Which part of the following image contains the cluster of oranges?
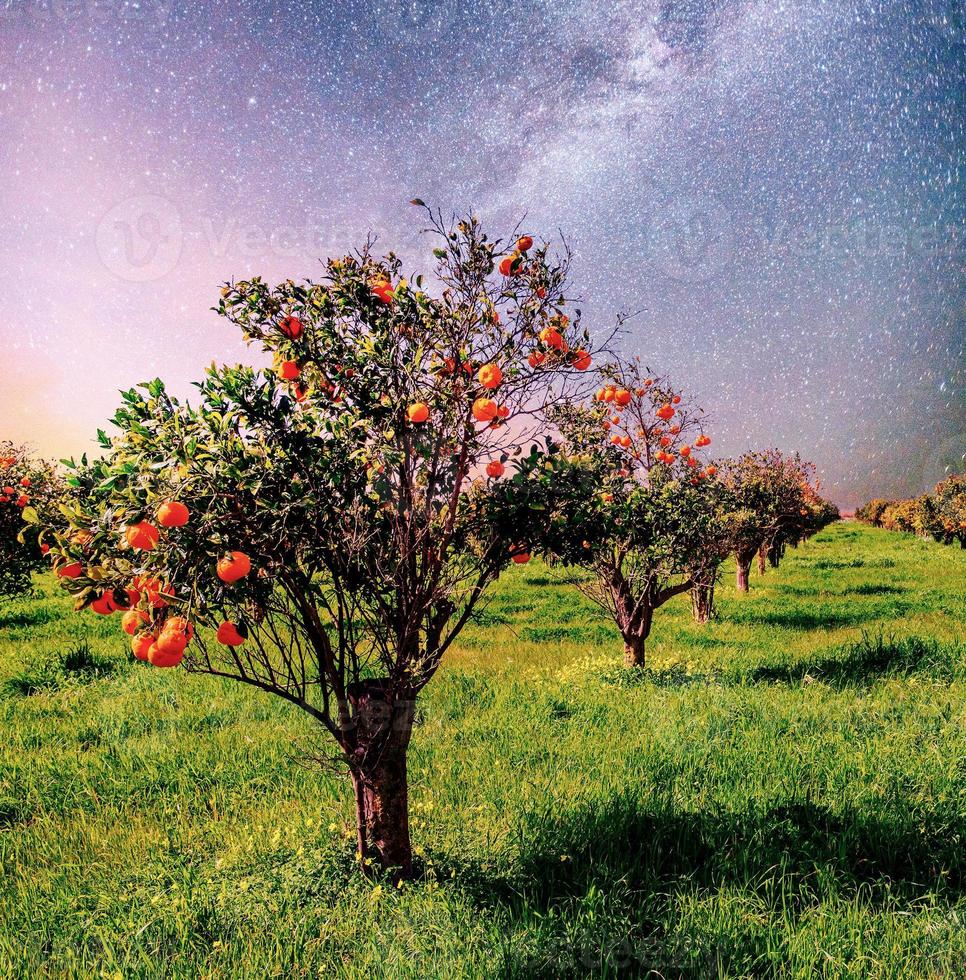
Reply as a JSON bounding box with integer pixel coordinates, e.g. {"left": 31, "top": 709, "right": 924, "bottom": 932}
{"left": 0, "top": 476, "right": 31, "bottom": 507}
{"left": 56, "top": 499, "right": 253, "bottom": 668}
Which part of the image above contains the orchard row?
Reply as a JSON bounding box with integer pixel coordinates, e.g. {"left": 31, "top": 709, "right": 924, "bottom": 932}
{"left": 0, "top": 208, "right": 839, "bottom": 876}
{"left": 856, "top": 475, "right": 965, "bottom": 547}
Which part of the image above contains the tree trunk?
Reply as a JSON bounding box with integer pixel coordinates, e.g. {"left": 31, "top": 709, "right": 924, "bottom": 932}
{"left": 757, "top": 543, "right": 768, "bottom": 576}
{"left": 691, "top": 581, "right": 715, "bottom": 624}
{"left": 347, "top": 679, "right": 415, "bottom": 878}
{"left": 768, "top": 541, "right": 782, "bottom": 567}
{"left": 736, "top": 554, "right": 752, "bottom": 592}
{"left": 623, "top": 633, "right": 647, "bottom": 668}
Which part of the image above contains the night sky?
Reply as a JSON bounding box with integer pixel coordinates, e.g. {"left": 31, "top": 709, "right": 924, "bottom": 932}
{"left": 1, "top": 0, "right": 963, "bottom": 508}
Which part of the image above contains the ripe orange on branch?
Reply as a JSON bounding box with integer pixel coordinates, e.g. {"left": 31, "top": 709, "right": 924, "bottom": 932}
{"left": 125, "top": 521, "right": 159, "bottom": 551}
{"left": 121, "top": 609, "right": 149, "bottom": 635}
{"left": 472, "top": 397, "right": 498, "bottom": 422}
{"left": 131, "top": 633, "right": 153, "bottom": 661}
{"left": 478, "top": 363, "right": 503, "bottom": 390}
{"left": 538, "top": 327, "right": 564, "bottom": 350}
{"left": 572, "top": 350, "right": 592, "bottom": 371}
{"left": 485, "top": 460, "right": 505, "bottom": 478}
{"left": 279, "top": 315, "right": 303, "bottom": 339}
{"left": 157, "top": 501, "right": 189, "bottom": 527}
{"left": 217, "top": 551, "right": 252, "bottom": 583}
{"left": 407, "top": 402, "right": 430, "bottom": 424}
{"left": 216, "top": 621, "right": 246, "bottom": 646}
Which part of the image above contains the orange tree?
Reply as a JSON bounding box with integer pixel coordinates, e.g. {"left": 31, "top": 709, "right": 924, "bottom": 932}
{"left": 763, "top": 480, "right": 839, "bottom": 569}
{"left": 929, "top": 473, "right": 966, "bottom": 546}
{"left": 717, "top": 450, "right": 813, "bottom": 592}
{"left": 488, "top": 357, "right": 719, "bottom": 666}
{"left": 0, "top": 441, "right": 61, "bottom": 600}
{"left": 855, "top": 498, "right": 890, "bottom": 527}
{"left": 44, "top": 209, "right": 608, "bottom": 876}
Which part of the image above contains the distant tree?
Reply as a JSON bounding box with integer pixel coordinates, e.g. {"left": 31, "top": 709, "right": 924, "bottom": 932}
{"left": 855, "top": 498, "right": 891, "bottom": 527}
{"left": 930, "top": 474, "right": 966, "bottom": 547}
{"left": 0, "top": 441, "right": 61, "bottom": 601}
{"left": 718, "top": 450, "right": 813, "bottom": 592}
{"left": 491, "top": 357, "right": 719, "bottom": 667}
{"left": 44, "top": 209, "right": 608, "bottom": 877}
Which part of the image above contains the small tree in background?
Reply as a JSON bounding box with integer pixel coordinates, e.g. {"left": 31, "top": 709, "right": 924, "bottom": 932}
{"left": 491, "top": 358, "right": 718, "bottom": 667}
{"left": 855, "top": 498, "right": 890, "bottom": 527}
{"left": 44, "top": 208, "right": 609, "bottom": 876}
{"left": 0, "top": 441, "right": 61, "bottom": 601}
{"left": 930, "top": 474, "right": 966, "bottom": 547}
{"left": 718, "top": 450, "right": 813, "bottom": 592}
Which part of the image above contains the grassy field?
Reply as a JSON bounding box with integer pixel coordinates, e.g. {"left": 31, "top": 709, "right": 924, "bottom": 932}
{"left": 1, "top": 522, "right": 964, "bottom": 978}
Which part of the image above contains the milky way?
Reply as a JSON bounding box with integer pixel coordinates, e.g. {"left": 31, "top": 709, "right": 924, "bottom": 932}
{"left": 0, "top": 0, "right": 962, "bottom": 507}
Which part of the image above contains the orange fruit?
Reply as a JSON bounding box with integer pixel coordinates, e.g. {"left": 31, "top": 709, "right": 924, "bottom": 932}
{"left": 679, "top": 445, "right": 691, "bottom": 457}
{"left": 279, "top": 360, "right": 300, "bottom": 381}
{"left": 155, "top": 628, "right": 188, "bottom": 656}
{"left": 57, "top": 562, "right": 83, "bottom": 579}
{"left": 656, "top": 405, "right": 675, "bottom": 421}
{"left": 90, "top": 593, "right": 115, "bottom": 615}
{"left": 407, "top": 402, "right": 430, "bottom": 424}
{"left": 279, "top": 315, "right": 303, "bottom": 339}
{"left": 162, "top": 616, "right": 194, "bottom": 641}
{"left": 131, "top": 633, "right": 154, "bottom": 661}
{"left": 371, "top": 281, "right": 394, "bottom": 304}
{"left": 149, "top": 644, "right": 184, "bottom": 668}
{"left": 516, "top": 235, "right": 533, "bottom": 252}
{"left": 511, "top": 550, "right": 531, "bottom": 564}
{"left": 538, "top": 326, "right": 564, "bottom": 350}
{"left": 478, "top": 363, "right": 503, "bottom": 390}
{"left": 472, "top": 398, "right": 498, "bottom": 422}
{"left": 216, "top": 621, "right": 246, "bottom": 646}
{"left": 672, "top": 395, "right": 681, "bottom": 404}
{"left": 217, "top": 551, "right": 251, "bottom": 583}
{"left": 614, "top": 389, "right": 632, "bottom": 407}
{"left": 121, "top": 609, "right": 149, "bottom": 636}
{"left": 572, "top": 350, "right": 592, "bottom": 371}
{"left": 528, "top": 352, "right": 546, "bottom": 369}
{"left": 125, "top": 521, "right": 159, "bottom": 551}
{"left": 20, "top": 477, "right": 30, "bottom": 488}
{"left": 485, "top": 460, "right": 505, "bottom": 478}
{"left": 157, "top": 501, "right": 189, "bottom": 527}
{"left": 498, "top": 255, "right": 516, "bottom": 276}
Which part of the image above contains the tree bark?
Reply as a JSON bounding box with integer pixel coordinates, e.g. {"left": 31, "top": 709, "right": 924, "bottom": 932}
{"left": 757, "top": 543, "right": 768, "bottom": 576}
{"left": 691, "top": 581, "right": 715, "bottom": 624}
{"left": 736, "top": 555, "right": 752, "bottom": 592}
{"left": 347, "top": 679, "right": 415, "bottom": 878}
{"left": 623, "top": 633, "right": 647, "bottom": 668}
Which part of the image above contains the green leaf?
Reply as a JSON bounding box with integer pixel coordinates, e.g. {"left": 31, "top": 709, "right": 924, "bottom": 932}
{"left": 21, "top": 506, "right": 39, "bottom": 524}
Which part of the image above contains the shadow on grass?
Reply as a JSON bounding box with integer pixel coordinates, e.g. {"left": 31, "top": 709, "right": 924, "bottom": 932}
{"left": 744, "top": 633, "right": 957, "bottom": 686}
{"left": 731, "top": 604, "right": 908, "bottom": 630}
{"left": 2, "top": 642, "right": 122, "bottom": 697}
{"left": 0, "top": 606, "right": 60, "bottom": 629}
{"left": 456, "top": 793, "right": 964, "bottom": 976}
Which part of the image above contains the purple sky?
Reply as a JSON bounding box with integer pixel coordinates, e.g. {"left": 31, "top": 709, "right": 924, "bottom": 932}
{"left": 1, "top": 0, "right": 963, "bottom": 508}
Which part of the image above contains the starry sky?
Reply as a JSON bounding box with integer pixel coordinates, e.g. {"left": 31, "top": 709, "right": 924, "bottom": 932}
{"left": 0, "top": 0, "right": 962, "bottom": 508}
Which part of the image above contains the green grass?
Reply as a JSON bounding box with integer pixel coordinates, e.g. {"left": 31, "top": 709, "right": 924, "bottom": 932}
{"left": 1, "top": 523, "right": 964, "bottom": 977}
